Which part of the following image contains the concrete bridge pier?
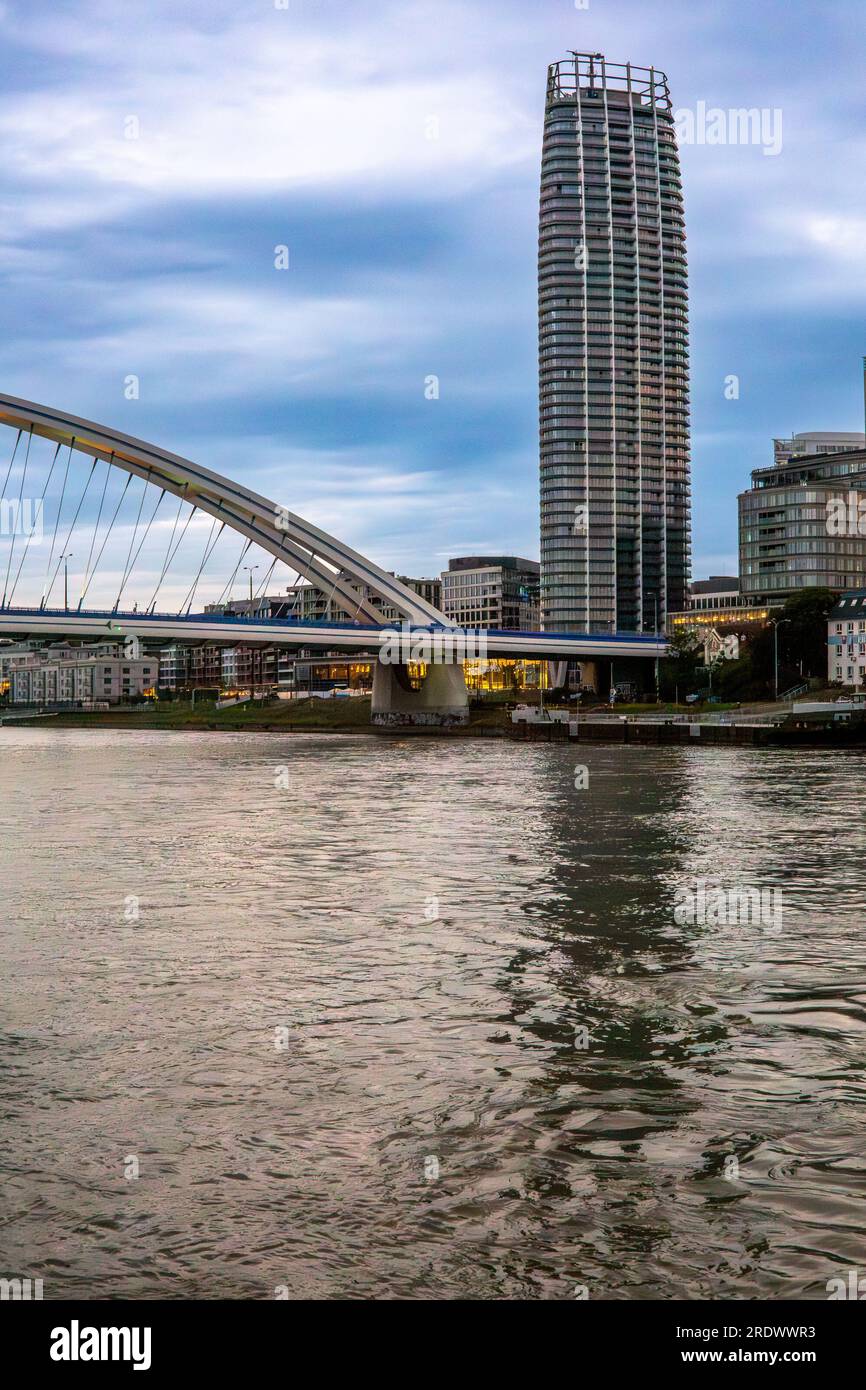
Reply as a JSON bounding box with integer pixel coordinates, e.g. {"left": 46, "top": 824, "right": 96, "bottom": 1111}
{"left": 371, "top": 660, "right": 470, "bottom": 728}
{"left": 578, "top": 660, "right": 600, "bottom": 695}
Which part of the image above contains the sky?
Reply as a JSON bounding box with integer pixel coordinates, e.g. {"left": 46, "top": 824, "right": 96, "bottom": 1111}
{"left": 0, "top": 0, "right": 865, "bottom": 603}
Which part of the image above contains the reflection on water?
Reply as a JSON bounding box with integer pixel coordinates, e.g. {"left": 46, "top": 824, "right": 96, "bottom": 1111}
{"left": 1, "top": 728, "right": 865, "bottom": 1299}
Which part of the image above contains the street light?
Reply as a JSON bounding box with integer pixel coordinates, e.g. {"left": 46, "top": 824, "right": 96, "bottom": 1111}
{"left": 646, "top": 589, "right": 660, "bottom": 703}
{"left": 242, "top": 564, "right": 260, "bottom": 611}
{"left": 60, "top": 552, "right": 73, "bottom": 611}
{"left": 771, "top": 617, "right": 791, "bottom": 702}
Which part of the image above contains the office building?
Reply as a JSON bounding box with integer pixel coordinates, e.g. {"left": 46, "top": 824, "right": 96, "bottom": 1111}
{"left": 538, "top": 52, "right": 690, "bottom": 634}
{"left": 739, "top": 447, "right": 866, "bottom": 600}
{"left": 440, "top": 557, "right": 540, "bottom": 630}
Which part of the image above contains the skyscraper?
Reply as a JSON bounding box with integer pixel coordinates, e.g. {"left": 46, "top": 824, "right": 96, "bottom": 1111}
{"left": 538, "top": 53, "right": 690, "bottom": 634}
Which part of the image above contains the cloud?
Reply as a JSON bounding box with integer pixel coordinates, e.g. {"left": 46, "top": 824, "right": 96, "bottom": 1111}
{"left": 0, "top": 0, "right": 537, "bottom": 227}
{"left": 1, "top": 0, "right": 865, "bottom": 591}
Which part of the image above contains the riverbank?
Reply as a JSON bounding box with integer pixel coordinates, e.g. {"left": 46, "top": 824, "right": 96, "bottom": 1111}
{"left": 2, "top": 695, "right": 842, "bottom": 743}
{"left": 1, "top": 697, "right": 510, "bottom": 736}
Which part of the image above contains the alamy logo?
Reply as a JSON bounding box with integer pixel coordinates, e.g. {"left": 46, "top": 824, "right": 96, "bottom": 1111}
{"left": 0, "top": 1275, "right": 43, "bottom": 1299}
{"left": 827, "top": 1269, "right": 866, "bottom": 1300}
{"left": 379, "top": 619, "right": 487, "bottom": 665}
{"left": 826, "top": 492, "right": 866, "bottom": 537}
{"left": 0, "top": 497, "right": 43, "bottom": 542}
{"left": 674, "top": 102, "right": 783, "bottom": 156}
{"left": 673, "top": 879, "right": 783, "bottom": 932}
{"left": 50, "top": 1320, "right": 152, "bottom": 1371}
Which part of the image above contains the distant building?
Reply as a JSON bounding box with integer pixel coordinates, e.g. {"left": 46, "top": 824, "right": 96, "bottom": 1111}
{"left": 193, "top": 574, "right": 441, "bottom": 696}
{"left": 441, "top": 557, "right": 540, "bottom": 629}
{"left": 187, "top": 645, "right": 223, "bottom": 690}
{"left": 739, "top": 447, "right": 866, "bottom": 601}
{"left": 284, "top": 657, "right": 374, "bottom": 695}
{"left": 828, "top": 590, "right": 866, "bottom": 687}
{"left": 773, "top": 431, "right": 865, "bottom": 465}
{"left": 667, "top": 576, "right": 771, "bottom": 636}
{"left": 157, "top": 643, "right": 190, "bottom": 691}
{"left": 205, "top": 574, "right": 441, "bottom": 627}
{"left": 159, "top": 564, "right": 541, "bottom": 699}
{"left": 1, "top": 641, "right": 157, "bottom": 705}
{"left": 688, "top": 576, "right": 741, "bottom": 611}
{"left": 158, "top": 641, "right": 288, "bottom": 694}
{"left": 400, "top": 576, "right": 442, "bottom": 611}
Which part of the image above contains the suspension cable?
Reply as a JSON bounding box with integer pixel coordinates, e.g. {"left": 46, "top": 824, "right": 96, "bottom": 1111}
{"left": 78, "top": 471, "right": 132, "bottom": 607}
{"left": 286, "top": 570, "right": 304, "bottom": 616}
{"left": 213, "top": 535, "right": 252, "bottom": 609}
{"left": 1, "top": 430, "right": 33, "bottom": 607}
{"left": 253, "top": 557, "right": 277, "bottom": 601}
{"left": 39, "top": 438, "right": 74, "bottom": 609}
{"left": 76, "top": 455, "right": 113, "bottom": 608}
{"left": 180, "top": 517, "right": 225, "bottom": 614}
{"left": 322, "top": 563, "right": 345, "bottom": 621}
{"left": 7, "top": 442, "right": 63, "bottom": 607}
{"left": 43, "top": 458, "right": 98, "bottom": 608}
{"left": 114, "top": 488, "right": 165, "bottom": 612}
{"left": 111, "top": 475, "right": 149, "bottom": 611}
{"left": 0, "top": 429, "right": 22, "bottom": 502}
{"left": 146, "top": 494, "right": 196, "bottom": 612}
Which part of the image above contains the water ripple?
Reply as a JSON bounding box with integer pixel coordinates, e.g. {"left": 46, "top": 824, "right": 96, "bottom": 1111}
{"left": 0, "top": 729, "right": 864, "bottom": 1299}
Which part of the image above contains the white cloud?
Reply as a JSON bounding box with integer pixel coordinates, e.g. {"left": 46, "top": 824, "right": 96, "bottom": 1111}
{"left": 0, "top": 0, "right": 537, "bottom": 238}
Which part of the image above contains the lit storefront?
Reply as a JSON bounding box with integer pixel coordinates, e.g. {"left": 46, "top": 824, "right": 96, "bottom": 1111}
{"left": 281, "top": 656, "right": 549, "bottom": 695}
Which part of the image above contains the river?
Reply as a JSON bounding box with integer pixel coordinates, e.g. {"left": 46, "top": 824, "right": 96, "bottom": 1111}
{"left": 1, "top": 728, "right": 864, "bottom": 1299}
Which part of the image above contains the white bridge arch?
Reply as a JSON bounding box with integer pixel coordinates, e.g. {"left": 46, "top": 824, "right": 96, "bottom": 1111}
{"left": 0, "top": 392, "right": 447, "bottom": 627}
{"left": 0, "top": 393, "right": 668, "bottom": 725}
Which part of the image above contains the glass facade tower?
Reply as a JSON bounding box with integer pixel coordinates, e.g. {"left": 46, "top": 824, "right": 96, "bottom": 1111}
{"left": 538, "top": 53, "right": 691, "bottom": 633}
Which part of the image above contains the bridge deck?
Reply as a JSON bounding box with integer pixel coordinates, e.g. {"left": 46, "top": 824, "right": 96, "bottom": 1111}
{"left": 0, "top": 607, "right": 668, "bottom": 660}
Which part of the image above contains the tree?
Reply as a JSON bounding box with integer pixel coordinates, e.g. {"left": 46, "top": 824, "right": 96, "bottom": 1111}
{"left": 776, "top": 588, "right": 837, "bottom": 677}
{"left": 659, "top": 628, "right": 704, "bottom": 701}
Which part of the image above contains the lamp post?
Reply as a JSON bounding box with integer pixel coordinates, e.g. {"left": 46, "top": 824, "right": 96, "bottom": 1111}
{"left": 61, "top": 552, "right": 73, "bottom": 611}
{"left": 771, "top": 617, "right": 791, "bottom": 702}
{"left": 653, "top": 590, "right": 660, "bottom": 704}
{"left": 242, "top": 564, "right": 260, "bottom": 611}
{"left": 646, "top": 589, "right": 660, "bottom": 703}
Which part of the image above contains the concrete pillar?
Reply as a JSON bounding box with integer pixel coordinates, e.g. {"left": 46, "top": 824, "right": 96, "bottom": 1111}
{"left": 547, "top": 660, "right": 568, "bottom": 689}
{"left": 578, "top": 660, "right": 599, "bottom": 694}
{"left": 371, "top": 660, "right": 469, "bottom": 728}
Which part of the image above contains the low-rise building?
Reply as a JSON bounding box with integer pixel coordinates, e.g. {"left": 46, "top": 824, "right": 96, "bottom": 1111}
{"left": 667, "top": 576, "right": 772, "bottom": 637}
{"left": 1, "top": 641, "right": 157, "bottom": 705}
{"left": 158, "top": 639, "right": 294, "bottom": 695}
{"left": 828, "top": 590, "right": 866, "bottom": 687}
{"left": 157, "top": 643, "right": 190, "bottom": 691}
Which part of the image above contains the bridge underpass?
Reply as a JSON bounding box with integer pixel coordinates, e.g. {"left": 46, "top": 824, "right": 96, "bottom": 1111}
{"left": 0, "top": 394, "right": 668, "bottom": 724}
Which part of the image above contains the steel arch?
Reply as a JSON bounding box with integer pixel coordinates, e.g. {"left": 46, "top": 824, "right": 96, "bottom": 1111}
{"left": 0, "top": 393, "right": 447, "bottom": 626}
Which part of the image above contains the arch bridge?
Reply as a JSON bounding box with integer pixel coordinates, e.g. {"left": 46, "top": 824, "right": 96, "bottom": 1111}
{"left": 0, "top": 394, "right": 667, "bottom": 724}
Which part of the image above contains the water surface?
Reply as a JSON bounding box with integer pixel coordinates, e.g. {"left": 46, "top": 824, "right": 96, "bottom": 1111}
{"left": 1, "top": 728, "right": 864, "bottom": 1299}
